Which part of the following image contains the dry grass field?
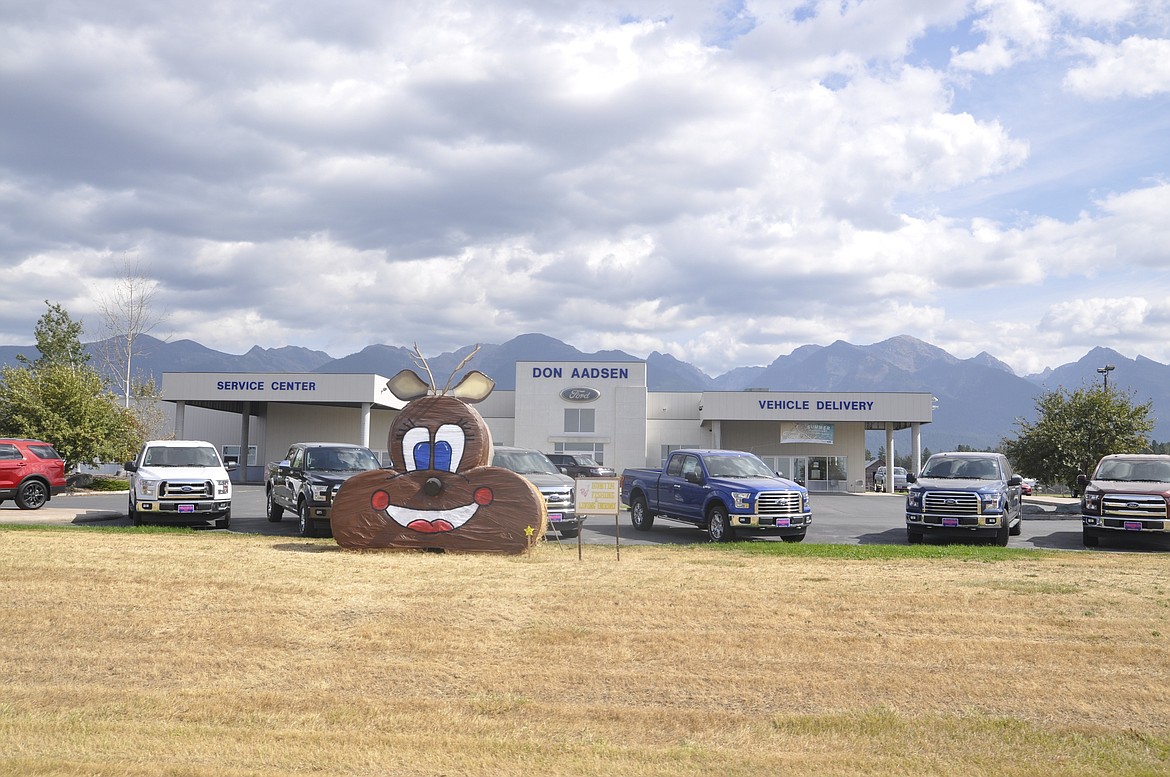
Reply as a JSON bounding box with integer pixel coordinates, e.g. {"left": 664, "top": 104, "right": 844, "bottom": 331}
{"left": 1, "top": 526, "right": 1168, "bottom": 776}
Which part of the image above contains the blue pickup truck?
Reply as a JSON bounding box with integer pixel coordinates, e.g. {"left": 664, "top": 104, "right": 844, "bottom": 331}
{"left": 620, "top": 449, "right": 812, "bottom": 542}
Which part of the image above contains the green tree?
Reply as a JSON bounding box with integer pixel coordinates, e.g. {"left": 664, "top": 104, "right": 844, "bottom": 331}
{"left": 0, "top": 363, "right": 140, "bottom": 470}
{"left": 16, "top": 301, "right": 89, "bottom": 370}
{"left": 0, "top": 302, "right": 141, "bottom": 470}
{"left": 1001, "top": 384, "right": 1154, "bottom": 493}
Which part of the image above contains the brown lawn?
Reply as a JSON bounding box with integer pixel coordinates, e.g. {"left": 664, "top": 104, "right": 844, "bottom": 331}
{"left": 0, "top": 529, "right": 1167, "bottom": 776}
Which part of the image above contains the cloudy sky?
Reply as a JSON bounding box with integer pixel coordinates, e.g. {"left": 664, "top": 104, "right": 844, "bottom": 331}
{"left": 2, "top": 0, "right": 1169, "bottom": 377}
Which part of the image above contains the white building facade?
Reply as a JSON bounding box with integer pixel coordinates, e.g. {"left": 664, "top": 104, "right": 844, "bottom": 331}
{"left": 160, "top": 361, "right": 933, "bottom": 492}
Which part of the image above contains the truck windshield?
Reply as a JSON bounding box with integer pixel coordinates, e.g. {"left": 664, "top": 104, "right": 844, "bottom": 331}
{"left": 494, "top": 450, "right": 559, "bottom": 475}
{"left": 704, "top": 455, "right": 775, "bottom": 478}
{"left": 305, "top": 447, "right": 381, "bottom": 472}
{"left": 144, "top": 447, "right": 221, "bottom": 467}
{"left": 922, "top": 457, "right": 1000, "bottom": 480}
{"left": 1095, "top": 459, "right": 1170, "bottom": 482}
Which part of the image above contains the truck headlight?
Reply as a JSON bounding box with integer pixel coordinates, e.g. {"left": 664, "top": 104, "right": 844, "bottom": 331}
{"left": 907, "top": 490, "right": 922, "bottom": 508}
{"left": 216, "top": 479, "right": 230, "bottom": 495}
{"left": 981, "top": 494, "right": 1000, "bottom": 511}
{"left": 311, "top": 484, "right": 332, "bottom": 502}
{"left": 1083, "top": 491, "right": 1101, "bottom": 513}
{"left": 731, "top": 491, "right": 752, "bottom": 510}
{"left": 139, "top": 479, "right": 159, "bottom": 497}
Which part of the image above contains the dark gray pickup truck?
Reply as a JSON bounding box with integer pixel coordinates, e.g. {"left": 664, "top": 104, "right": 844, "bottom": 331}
{"left": 265, "top": 442, "right": 382, "bottom": 537}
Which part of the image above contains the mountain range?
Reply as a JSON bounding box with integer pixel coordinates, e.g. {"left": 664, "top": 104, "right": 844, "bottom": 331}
{"left": 3, "top": 333, "right": 1168, "bottom": 452}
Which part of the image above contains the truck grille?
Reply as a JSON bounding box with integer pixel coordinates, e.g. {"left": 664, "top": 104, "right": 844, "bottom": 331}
{"left": 158, "top": 480, "right": 214, "bottom": 500}
{"left": 1101, "top": 493, "right": 1168, "bottom": 520}
{"left": 923, "top": 491, "right": 980, "bottom": 515}
{"left": 757, "top": 491, "right": 803, "bottom": 515}
{"left": 542, "top": 491, "right": 572, "bottom": 508}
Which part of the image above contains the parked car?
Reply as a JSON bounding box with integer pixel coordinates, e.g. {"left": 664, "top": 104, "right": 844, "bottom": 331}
{"left": 546, "top": 453, "right": 616, "bottom": 479}
{"left": 874, "top": 466, "right": 908, "bottom": 491}
{"left": 124, "top": 440, "right": 236, "bottom": 528}
{"left": 904, "top": 452, "right": 1023, "bottom": 546}
{"left": 491, "top": 446, "right": 579, "bottom": 537}
{"left": 1019, "top": 477, "right": 1036, "bottom": 496}
{"left": 265, "top": 442, "right": 383, "bottom": 537}
{"left": 1078, "top": 454, "right": 1170, "bottom": 548}
{"left": 0, "top": 438, "right": 67, "bottom": 510}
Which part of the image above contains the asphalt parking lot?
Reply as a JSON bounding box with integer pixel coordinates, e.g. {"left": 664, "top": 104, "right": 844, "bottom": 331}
{"left": 6, "top": 485, "right": 1167, "bottom": 552}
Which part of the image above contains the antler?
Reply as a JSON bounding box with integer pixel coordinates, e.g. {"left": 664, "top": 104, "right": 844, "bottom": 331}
{"left": 410, "top": 343, "right": 437, "bottom": 393}
{"left": 441, "top": 344, "right": 481, "bottom": 395}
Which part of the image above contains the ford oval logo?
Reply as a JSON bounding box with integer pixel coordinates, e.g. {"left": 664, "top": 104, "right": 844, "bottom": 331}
{"left": 181, "top": 485, "right": 194, "bottom": 493}
{"left": 560, "top": 387, "right": 600, "bottom": 402}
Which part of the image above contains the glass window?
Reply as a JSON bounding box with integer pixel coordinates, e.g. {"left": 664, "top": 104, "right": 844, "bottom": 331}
{"left": 564, "top": 408, "right": 595, "bottom": 433}
{"left": 223, "top": 445, "right": 258, "bottom": 466}
{"left": 28, "top": 444, "right": 61, "bottom": 460}
{"left": 554, "top": 442, "right": 606, "bottom": 463}
{"left": 0, "top": 444, "right": 21, "bottom": 460}
{"left": 660, "top": 444, "right": 698, "bottom": 467}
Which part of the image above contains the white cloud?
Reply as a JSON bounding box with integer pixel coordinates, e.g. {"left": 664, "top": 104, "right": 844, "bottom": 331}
{"left": 950, "top": 0, "right": 1055, "bottom": 73}
{"left": 0, "top": 1, "right": 1169, "bottom": 378}
{"left": 1064, "top": 36, "right": 1170, "bottom": 98}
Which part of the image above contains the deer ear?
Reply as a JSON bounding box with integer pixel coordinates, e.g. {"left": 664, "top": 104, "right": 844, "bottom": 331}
{"left": 387, "top": 370, "right": 432, "bottom": 401}
{"left": 449, "top": 370, "right": 495, "bottom": 403}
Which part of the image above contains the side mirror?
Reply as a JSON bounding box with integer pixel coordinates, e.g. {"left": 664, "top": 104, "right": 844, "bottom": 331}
{"left": 1076, "top": 473, "right": 1089, "bottom": 487}
{"left": 279, "top": 459, "right": 291, "bottom": 469}
{"left": 1008, "top": 475, "right": 1022, "bottom": 486}
{"left": 123, "top": 461, "right": 138, "bottom": 472}
{"left": 225, "top": 461, "right": 239, "bottom": 472}
{"left": 685, "top": 471, "right": 703, "bottom": 485}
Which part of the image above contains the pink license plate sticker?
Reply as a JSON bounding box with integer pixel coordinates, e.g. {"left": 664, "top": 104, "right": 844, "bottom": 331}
{"left": 1124, "top": 521, "right": 1143, "bottom": 531}
{"left": 776, "top": 518, "right": 790, "bottom": 527}
{"left": 548, "top": 513, "right": 562, "bottom": 522}
{"left": 943, "top": 517, "right": 959, "bottom": 527}
{"left": 178, "top": 504, "right": 195, "bottom": 513}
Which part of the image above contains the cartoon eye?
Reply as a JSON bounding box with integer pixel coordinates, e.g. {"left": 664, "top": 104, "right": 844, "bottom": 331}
{"left": 434, "top": 424, "right": 466, "bottom": 473}
{"left": 403, "top": 427, "right": 430, "bottom": 472}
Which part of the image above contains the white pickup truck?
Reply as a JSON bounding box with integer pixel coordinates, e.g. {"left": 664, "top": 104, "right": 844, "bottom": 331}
{"left": 124, "top": 440, "right": 237, "bottom": 528}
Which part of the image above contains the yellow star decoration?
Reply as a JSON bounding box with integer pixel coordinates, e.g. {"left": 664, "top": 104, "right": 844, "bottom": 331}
{"left": 524, "top": 525, "right": 535, "bottom": 537}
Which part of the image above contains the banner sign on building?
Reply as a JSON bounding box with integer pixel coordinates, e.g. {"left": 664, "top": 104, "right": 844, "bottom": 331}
{"left": 780, "top": 422, "right": 835, "bottom": 444}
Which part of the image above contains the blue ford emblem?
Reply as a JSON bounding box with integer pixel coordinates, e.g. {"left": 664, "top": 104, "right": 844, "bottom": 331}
{"left": 182, "top": 485, "right": 193, "bottom": 493}
{"left": 560, "top": 387, "right": 600, "bottom": 402}
{"left": 1127, "top": 502, "right": 1140, "bottom": 509}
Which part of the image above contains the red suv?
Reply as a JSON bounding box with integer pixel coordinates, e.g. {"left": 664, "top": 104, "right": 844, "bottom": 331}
{"left": 0, "top": 439, "right": 67, "bottom": 510}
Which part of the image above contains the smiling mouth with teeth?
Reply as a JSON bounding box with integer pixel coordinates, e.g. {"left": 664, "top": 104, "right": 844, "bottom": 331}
{"left": 371, "top": 486, "right": 495, "bottom": 533}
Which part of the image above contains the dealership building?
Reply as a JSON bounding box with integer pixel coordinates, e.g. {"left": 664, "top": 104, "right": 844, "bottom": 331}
{"left": 161, "top": 361, "right": 933, "bottom": 492}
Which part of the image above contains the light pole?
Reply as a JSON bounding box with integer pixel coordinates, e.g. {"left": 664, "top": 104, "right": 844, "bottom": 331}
{"left": 1097, "top": 364, "right": 1115, "bottom": 390}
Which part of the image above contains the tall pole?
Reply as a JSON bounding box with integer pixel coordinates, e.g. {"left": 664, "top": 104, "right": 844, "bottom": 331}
{"left": 1097, "top": 364, "right": 1115, "bottom": 390}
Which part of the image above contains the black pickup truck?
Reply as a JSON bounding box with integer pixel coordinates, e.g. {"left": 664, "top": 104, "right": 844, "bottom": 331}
{"left": 265, "top": 442, "right": 382, "bottom": 537}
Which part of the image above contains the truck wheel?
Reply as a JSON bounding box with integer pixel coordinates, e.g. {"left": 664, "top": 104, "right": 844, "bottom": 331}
{"left": 128, "top": 495, "right": 142, "bottom": 526}
{"left": 15, "top": 480, "right": 48, "bottom": 510}
{"left": 266, "top": 489, "right": 284, "bottom": 522}
{"left": 298, "top": 502, "right": 316, "bottom": 538}
{"left": 1083, "top": 529, "right": 1099, "bottom": 547}
{"left": 217, "top": 512, "right": 231, "bottom": 530}
{"left": 630, "top": 496, "right": 654, "bottom": 531}
{"left": 707, "top": 505, "right": 735, "bottom": 542}
{"left": 907, "top": 528, "right": 923, "bottom": 544}
{"left": 995, "top": 521, "right": 1010, "bottom": 546}
{"left": 781, "top": 532, "right": 805, "bottom": 543}
{"left": 1009, "top": 515, "right": 1022, "bottom": 536}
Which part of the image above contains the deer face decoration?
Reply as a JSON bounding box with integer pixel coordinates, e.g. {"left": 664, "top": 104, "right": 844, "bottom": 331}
{"left": 331, "top": 367, "right": 547, "bottom": 553}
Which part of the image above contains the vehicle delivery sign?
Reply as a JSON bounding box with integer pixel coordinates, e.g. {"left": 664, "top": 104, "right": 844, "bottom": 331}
{"left": 575, "top": 478, "right": 620, "bottom": 515}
